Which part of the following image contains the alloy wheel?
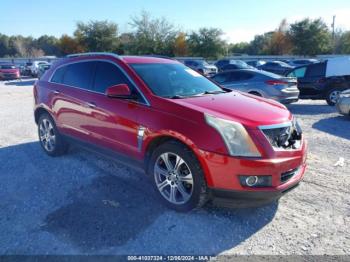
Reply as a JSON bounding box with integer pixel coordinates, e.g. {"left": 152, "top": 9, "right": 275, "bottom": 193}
{"left": 329, "top": 90, "right": 341, "bottom": 104}
{"left": 39, "top": 118, "right": 56, "bottom": 152}
{"left": 154, "top": 152, "right": 194, "bottom": 205}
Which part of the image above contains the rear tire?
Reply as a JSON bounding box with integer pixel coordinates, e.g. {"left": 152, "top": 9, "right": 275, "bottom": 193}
{"left": 326, "top": 88, "right": 342, "bottom": 106}
{"left": 38, "top": 113, "right": 69, "bottom": 156}
{"left": 148, "top": 140, "right": 208, "bottom": 212}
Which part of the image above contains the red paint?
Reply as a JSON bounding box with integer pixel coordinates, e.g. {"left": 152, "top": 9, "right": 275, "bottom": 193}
{"left": 34, "top": 54, "right": 307, "bottom": 197}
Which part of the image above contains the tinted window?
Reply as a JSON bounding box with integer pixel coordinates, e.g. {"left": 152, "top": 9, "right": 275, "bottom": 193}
{"left": 305, "top": 63, "right": 326, "bottom": 77}
{"left": 93, "top": 61, "right": 132, "bottom": 93}
{"left": 131, "top": 63, "right": 224, "bottom": 98}
{"left": 63, "top": 62, "right": 95, "bottom": 89}
{"left": 212, "top": 73, "right": 230, "bottom": 84}
{"left": 288, "top": 67, "right": 307, "bottom": 78}
{"left": 265, "top": 62, "right": 277, "bottom": 67}
{"left": 228, "top": 71, "right": 254, "bottom": 81}
{"left": 51, "top": 66, "right": 66, "bottom": 83}
{"left": 0, "top": 65, "right": 16, "bottom": 69}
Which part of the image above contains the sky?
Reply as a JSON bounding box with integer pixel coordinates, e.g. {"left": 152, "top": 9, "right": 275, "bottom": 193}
{"left": 0, "top": 0, "right": 350, "bottom": 43}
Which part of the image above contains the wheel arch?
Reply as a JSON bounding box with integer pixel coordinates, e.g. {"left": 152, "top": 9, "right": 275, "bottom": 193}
{"left": 143, "top": 132, "right": 213, "bottom": 186}
{"left": 34, "top": 106, "right": 53, "bottom": 124}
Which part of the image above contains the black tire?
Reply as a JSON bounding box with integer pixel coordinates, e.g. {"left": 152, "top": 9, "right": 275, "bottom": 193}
{"left": 148, "top": 140, "right": 208, "bottom": 212}
{"left": 38, "top": 113, "right": 69, "bottom": 156}
{"left": 326, "top": 88, "right": 342, "bottom": 106}
{"left": 249, "top": 91, "right": 262, "bottom": 97}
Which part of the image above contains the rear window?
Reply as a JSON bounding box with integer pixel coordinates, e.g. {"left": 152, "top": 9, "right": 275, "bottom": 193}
{"left": 51, "top": 66, "right": 66, "bottom": 83}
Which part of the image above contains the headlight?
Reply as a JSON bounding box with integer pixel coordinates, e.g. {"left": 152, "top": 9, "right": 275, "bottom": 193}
{"left": 205, "top": 114, "right": 261, "bottom": 157}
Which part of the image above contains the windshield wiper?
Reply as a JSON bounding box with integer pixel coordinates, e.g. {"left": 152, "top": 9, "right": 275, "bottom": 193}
{"left": 167, "top": 95, "right": 186, "bottom": 99}
{"left": 202, "top": 90, "right": 227, "bottom": 95}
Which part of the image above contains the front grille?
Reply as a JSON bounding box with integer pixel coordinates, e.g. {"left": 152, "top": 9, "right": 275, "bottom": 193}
{"left": 261, "top": 121, "right": 302, "bottom": 150}
{"left": 281, "top": 167, "right": 299, "bottom": 183}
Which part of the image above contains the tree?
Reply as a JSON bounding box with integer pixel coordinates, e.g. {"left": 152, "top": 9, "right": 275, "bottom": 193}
{"left": 0, "top": 34, "right": 10, "bottom": 57}
{"left": 338, "top": 31, "right": 350, "bottom": 54}
{"left": 228, "top": 42, "right": 250, "bottom": 55}
{"left": 74, "top": 20, "right": 119, "bottom": 52}
{"left": 247, "top": 32, "right": 273, "bottom": 55}
{"left": 173, "top": 32, "right": 188, "bottom": 56}
{"left": 289, "top": 18, "right": 331, "bottom": 56}
{"left": 188, "top": 28, "right": 225, "bottom": 59}
{"left": 267, "top": 19, "right": 293, "bottom": 55}
{"left": 36, "top": 35, "right": 60, "bottom": 56}
{"left": 58, "top": 35, "right": 85, "bottom": 55}
{"left": 129, "top": 11, "right": 178, "bottom": 56}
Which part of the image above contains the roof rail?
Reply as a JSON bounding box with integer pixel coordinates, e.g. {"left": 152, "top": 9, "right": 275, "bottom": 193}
{"left": 66, "top": 52, "right": 121, "bottom": 59}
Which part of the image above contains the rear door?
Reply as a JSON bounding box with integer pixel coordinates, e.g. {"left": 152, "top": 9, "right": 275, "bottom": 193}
{"left": 297, "top": 63, "right": 326, "bottom": 96}
{"left": 223, "top": 71, "right": 255, "bottom": 91}
{"left": 51, "top": 61, "right": 97, "bottom": 141}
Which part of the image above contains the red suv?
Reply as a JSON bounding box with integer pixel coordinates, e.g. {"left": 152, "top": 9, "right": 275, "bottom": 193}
{"left": 33, "top": 53, "right": 307, "bottom": 211}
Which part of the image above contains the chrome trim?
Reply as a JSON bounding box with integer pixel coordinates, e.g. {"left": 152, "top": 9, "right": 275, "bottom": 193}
{"left": 259, "top": 122, "right": 292, "bottom": 130}
{"left": 48, "top": 58, "right": 150, "bottom": 106}
{"left": 137, "top": 126, "right": 146, "bottom": 152}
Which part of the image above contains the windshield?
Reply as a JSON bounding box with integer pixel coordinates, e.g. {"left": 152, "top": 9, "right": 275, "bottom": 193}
{"left": 0, "top": 65, "right": 16, "bottom": 69}
{"left": 131, "top": 63, "right": 224, "bottom": 98}
{"left": 230, "top": 60, "right": 252, "bottom": 69}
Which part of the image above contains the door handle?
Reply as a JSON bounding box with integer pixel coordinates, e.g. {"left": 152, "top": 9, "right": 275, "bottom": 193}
{"left": 86, "top": 102, "right": 96, "bottom": 108}
{"left": 53, "top": 90, "right": 60, "bottom": 95}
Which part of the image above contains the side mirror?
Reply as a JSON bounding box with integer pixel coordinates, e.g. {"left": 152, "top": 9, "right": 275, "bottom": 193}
{"left": 105, "top": 84, "right": 133, "bottom": 99}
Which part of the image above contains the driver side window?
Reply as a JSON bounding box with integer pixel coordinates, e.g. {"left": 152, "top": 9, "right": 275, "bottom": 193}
{"left": 288, "top": 67, "right": 306, "bottom": 78}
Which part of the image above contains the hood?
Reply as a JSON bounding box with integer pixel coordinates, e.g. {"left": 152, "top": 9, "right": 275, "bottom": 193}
{"left": 172, "top": 91, "right": 292, "bottom": 128}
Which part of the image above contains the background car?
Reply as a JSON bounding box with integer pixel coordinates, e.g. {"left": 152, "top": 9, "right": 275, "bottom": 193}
{"left": 246, "top": 60, "right": 266, "bottom": 68}
{"left": 29, "top": 61, "right": 50, "bottom": 77}
{"left": 0, "top": 64, "right": 20, "bottom": 80}
{"left": 288, "top": 59, "right": 319, "bottom": 67}
{"left": 336, "top": 89, "right": 350, "bottom": 116}
{"left": 211, "top": 69, "right": 299, "bottom": 104}
{"left": 215, "top": 59, "right": 254, "bottom": 72}
{"left": 286, "top": 59, "right": 350, "bottom": 105}
{"left": 257, "top": 61, "right": 294, "bottom": 75}
{"left": 37, "top": 63, "right": 51, "bottom": 79}
{"left": 181, "top": 59, "right": 218, "bottom": 76}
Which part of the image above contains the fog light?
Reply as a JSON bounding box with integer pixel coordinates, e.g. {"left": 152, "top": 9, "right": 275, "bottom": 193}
{"left": 239, "top": 175, "right": 272, "bottom": 187}
{"left": 246, "top": 176, "right": 258, "bottom": 186}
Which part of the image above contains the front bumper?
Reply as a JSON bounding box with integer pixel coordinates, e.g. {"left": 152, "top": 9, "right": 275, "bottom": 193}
{"left": 199, "top": 139, "right": 307, "bottom": 207}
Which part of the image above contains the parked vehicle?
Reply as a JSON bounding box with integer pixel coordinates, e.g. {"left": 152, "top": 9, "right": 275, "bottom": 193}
{"left": 37, "top": 63, "right": 51, "bottom": 79}
{"left": 181, "top": 59, "right": 218, "bottom": 76}
{"left": 34, "top": 52, "right": 307, "bottom": 211}
{"left": 286, "top": 57, "right": 350, "bottom": 105}
{"left": 30, "top": 61, "right": 50, "bottom": 77}
{"left": 23, "top": 62, "right": 33, "bottom": 76}
{"left": 0, "top": 64, "right": 20, "bottom": 80}
{"left": 246, "top": 60, "right": 266, "bottom": 68}
{"left": 336, "top": 89, "right": 350, "bottom": 116}
{"left": 211, "top": 69, "right": 299, "bottom": 104}
{"left": 215, "top": 59, "right": 254, "bottom": 72}
{"left": 258, "top": 61, "right": 294, "bottom": 75}
{"left": 288, "top": 59, "right": 318, "bottom": 67}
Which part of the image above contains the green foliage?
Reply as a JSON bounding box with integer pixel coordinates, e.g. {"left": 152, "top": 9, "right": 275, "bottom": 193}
{"left": 289, "top": 18, "right": 332, "bottom": 56}
{"left": 128, "top": 11, "right": 178, "bottom": 56}
{"left": 1, "top": 15, "right": 350, "bottom": 58}
{"left": 74, "top": 20, "right": 119, "bottom": 52}
{"left": 188, "top": 28, "right": 225, "bottom": 59}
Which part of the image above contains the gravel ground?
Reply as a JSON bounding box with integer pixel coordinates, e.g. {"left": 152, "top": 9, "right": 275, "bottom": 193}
{"left": 0, "top": 78, "right": 349, "bottom": 256}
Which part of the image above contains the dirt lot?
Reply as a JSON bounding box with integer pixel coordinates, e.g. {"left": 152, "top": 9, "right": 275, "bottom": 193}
{"left": 0, "top": 78, "right": 349, "bottom": 256}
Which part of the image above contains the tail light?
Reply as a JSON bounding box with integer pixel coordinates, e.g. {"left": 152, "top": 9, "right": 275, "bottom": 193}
{"left": 265, "top": 80, "right": 288, "bottom": 85}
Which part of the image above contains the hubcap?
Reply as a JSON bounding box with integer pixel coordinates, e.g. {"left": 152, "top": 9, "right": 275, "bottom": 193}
{"left": 39, "top": 118, "right": 56, "bottom": 152}
{"left": 330, "top": 90, "right": 340, "bottom": 104}
{"left": 154, "top": 152, "right": 193, "bottom": 205}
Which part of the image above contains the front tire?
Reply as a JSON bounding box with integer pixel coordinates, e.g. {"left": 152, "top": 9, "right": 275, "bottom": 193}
{"left": 38, "top": 113, "right": 68, "bottom": 156}
{"left": 148, "top": 141, "right": 208, "bottom": 212}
